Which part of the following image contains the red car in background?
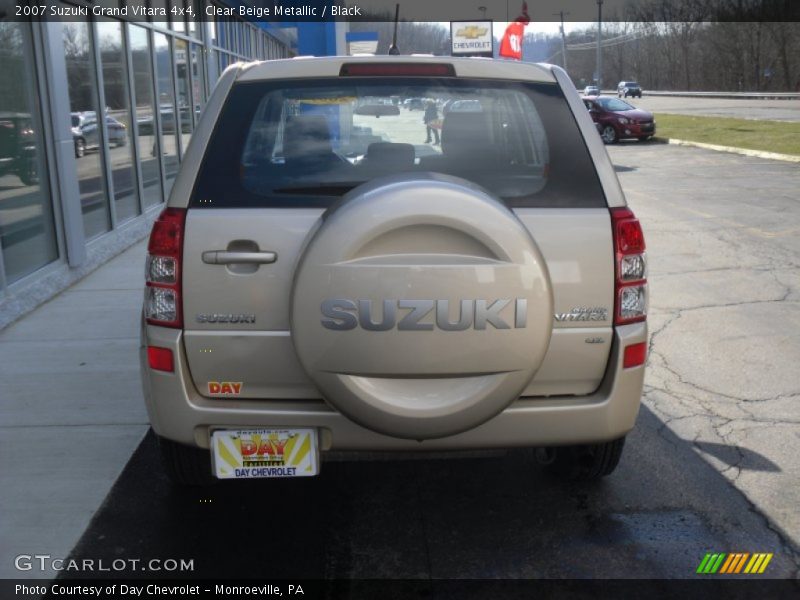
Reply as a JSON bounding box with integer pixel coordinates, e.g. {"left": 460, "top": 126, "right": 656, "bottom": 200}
{"left": 582, "top": 96, "right": 656, "bottom": 144}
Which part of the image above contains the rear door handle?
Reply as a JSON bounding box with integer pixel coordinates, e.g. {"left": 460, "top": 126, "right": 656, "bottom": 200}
{"left": 202, "top": 251, "right": 277, "bottom": 265}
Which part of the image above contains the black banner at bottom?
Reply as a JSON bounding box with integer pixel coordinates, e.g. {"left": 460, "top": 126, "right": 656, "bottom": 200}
{"left": 3, "top": 578, "right": 800, "bottom": 600}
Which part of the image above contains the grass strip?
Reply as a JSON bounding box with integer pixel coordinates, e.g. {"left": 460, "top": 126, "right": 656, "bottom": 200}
{"left": 654, "top": 113, "right": 800, "bottom": 156}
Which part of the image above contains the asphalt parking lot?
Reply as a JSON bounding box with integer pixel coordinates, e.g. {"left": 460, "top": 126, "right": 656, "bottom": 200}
{"left": 1, "top": 141, "right": 798, "bottom": 583}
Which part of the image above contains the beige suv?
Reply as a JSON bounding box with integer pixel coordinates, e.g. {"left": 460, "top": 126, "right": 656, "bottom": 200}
{"left": 139, "top": 56, "right": 648, "bottom": 485}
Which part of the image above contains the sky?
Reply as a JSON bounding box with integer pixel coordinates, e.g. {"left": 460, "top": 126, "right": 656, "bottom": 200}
{"left": 493, "top": 21, "right": 596, "bottom": 38}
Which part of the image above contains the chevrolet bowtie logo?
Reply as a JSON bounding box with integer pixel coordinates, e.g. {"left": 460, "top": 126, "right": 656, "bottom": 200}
{"left": 456, "top": 26, "right": 488, "bottom": 39}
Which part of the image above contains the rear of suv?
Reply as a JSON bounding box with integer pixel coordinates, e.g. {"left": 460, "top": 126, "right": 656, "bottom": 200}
{"left": 140, "top": 57, "right": 648, "bottom": 485}
{"left": 617, "top": 81, "right": 642, "bottom": 98}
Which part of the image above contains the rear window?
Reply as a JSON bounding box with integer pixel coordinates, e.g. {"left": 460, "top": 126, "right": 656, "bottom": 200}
{"left": 192, "top": 77, "right": 605, "bottom": 209}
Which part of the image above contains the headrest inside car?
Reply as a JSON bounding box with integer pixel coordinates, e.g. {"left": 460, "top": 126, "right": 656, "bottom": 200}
{"left": 364, "top": 142, "right": 415, "bottom": 168}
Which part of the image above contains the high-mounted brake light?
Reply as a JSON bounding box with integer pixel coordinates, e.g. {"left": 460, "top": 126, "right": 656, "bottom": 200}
{"left": 339, "top": 63, "right": 456, "bottom": 77}
{"left": 145, "top": 208, "right": 186, "bottom": 328}
{"left": 611, "top": 207, "right": 647, "bottom": 325}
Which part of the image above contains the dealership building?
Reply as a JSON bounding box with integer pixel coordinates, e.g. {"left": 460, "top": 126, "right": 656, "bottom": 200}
{"left": 0, "top": 2, "right": 347, "bottom": 326}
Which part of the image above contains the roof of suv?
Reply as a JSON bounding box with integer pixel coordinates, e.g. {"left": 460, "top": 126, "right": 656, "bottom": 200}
{"left": 236, "top": 55, "right": 557, "bottom": 83}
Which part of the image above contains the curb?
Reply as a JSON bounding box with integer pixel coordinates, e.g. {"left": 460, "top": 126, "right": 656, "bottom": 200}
{"left": 662, "top": 138, "right": 800, "bottom": 163}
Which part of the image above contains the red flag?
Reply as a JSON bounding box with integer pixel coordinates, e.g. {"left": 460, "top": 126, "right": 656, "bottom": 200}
{"left": 499, "top": 2, "right": 530, "bottom": 60}
{"left": 499, "top": 21, "right": 525, "bottom": 60}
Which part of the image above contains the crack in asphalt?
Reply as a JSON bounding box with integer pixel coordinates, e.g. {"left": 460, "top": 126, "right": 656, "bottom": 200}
{"left": 653, "top": 264, "right": 797, "bottom": 277}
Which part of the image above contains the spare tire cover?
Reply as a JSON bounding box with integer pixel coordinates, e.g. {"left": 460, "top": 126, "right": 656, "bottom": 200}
{"left": 291, "top": 174, "right": 553, "bottom": 439}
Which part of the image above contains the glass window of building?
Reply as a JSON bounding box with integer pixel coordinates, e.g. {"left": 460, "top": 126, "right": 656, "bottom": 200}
{"left": 153, "top": 32, "right": 179, "bottom": 196}
{"left": 231, "top": 21, "right": 239, "bottom": 54}
{"left": 129, "top": 24, "right": 163, "bottom": 209}
{"left": 209, "top": 15, "right": 218, "bottom": 46}
{"left": 220, "top": 19, "right": 229, "bottom": 51}
{"left": 96, "top": 20, "right": 139, "bottom": 223}
{"left": 190, "top": 43, "right": 206, "bottom": 123}
{"left": 174, "top": 38, "right": 193, "bottom": 154}
{"left": 210, "top": 49, "right": 219, "bottom": 85}
{"left": 62, "top": 21, "right": 111, "bottom": 240}
{"left": 0, "top": 22, "right": 58, "bottom": 284}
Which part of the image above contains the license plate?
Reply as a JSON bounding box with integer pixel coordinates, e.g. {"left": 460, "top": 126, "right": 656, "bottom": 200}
{"left": 211, "top": 428, "right": 319, "bottom": 479}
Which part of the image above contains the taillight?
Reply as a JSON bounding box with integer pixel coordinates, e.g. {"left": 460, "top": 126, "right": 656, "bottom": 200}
{"left": 611, "top": 207, "right": 647, "bottom": 325}
{"left": 145, "top": 208, "right": 186, "bottom": 328}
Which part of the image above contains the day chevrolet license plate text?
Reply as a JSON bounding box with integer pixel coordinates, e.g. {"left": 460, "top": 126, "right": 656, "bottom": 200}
{"left": 211, "top": 428, "right": 319, "bottom": 479}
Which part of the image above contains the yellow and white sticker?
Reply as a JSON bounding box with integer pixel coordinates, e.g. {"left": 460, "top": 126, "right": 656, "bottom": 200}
{"left": 211, "top": 428, "right": 318, "bottom": 479}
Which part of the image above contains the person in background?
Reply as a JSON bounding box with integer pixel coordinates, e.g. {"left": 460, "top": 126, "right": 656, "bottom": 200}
{"left": 424, "top": 100, "right": 440, "bottom": 145}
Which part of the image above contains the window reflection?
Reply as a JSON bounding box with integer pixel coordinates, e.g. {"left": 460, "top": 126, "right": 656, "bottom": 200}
{"left": 97, "top": 20, "right": 139, "bottom": 223}
{"left": 129, "top": 24, "right": 163, "bottom": 208}
{"left": 175, "top": 38, "right": 192, "bottom": 153}
{"left": 0, "top": 22, "right": 58, "bottom": 283}
{"left": 63, "top": 21, "right": 111, "bottom": 239}
{"left": 153, "top": 32, "right": 179, "bottom": 196}
{"left": 190, "top": 43, "right": 206, "bottom": 124}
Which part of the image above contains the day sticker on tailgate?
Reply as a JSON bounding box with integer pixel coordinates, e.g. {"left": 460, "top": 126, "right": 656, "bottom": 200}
{"left": 211, "top": 428, "right": 319, "bottom": 479}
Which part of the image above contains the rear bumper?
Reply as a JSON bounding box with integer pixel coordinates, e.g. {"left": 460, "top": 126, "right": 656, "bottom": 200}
{"left": 140, "top": 320, "right": 647, "bottom": 451}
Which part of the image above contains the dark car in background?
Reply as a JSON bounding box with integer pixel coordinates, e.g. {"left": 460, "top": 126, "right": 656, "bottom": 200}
{"left": 0, "top": 112, "right": 38, "bottom": 185}
{"left": 617, "top": 81, "right": 642, "bottom": 98}
{"left": 583, "top": 96, "right": 656, "bottom": 144}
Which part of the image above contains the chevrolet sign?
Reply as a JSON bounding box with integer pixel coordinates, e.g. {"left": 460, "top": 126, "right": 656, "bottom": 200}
{"left": 450, "top": 20, "right": 494, "bottom": 58}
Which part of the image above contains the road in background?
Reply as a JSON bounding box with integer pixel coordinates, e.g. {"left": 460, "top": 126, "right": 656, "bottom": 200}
{"left": 620, "top": 95, "right": 800, "bottom": 121}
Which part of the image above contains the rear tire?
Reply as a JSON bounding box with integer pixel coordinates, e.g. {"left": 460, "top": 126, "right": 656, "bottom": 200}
{"left": 157, "top": 434, "right": 217, "bottom": 486}
{"left": 539, "top": 437, "right": 626, "bottom": 481}
{"left": 638, "top": 135, "right": 652, "bottom": 142}
{"left": 17, "top": 159, "right": 38, "bottom": 186}
{"left": 74, "top": 138, "right": 85, "bottom": 158}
